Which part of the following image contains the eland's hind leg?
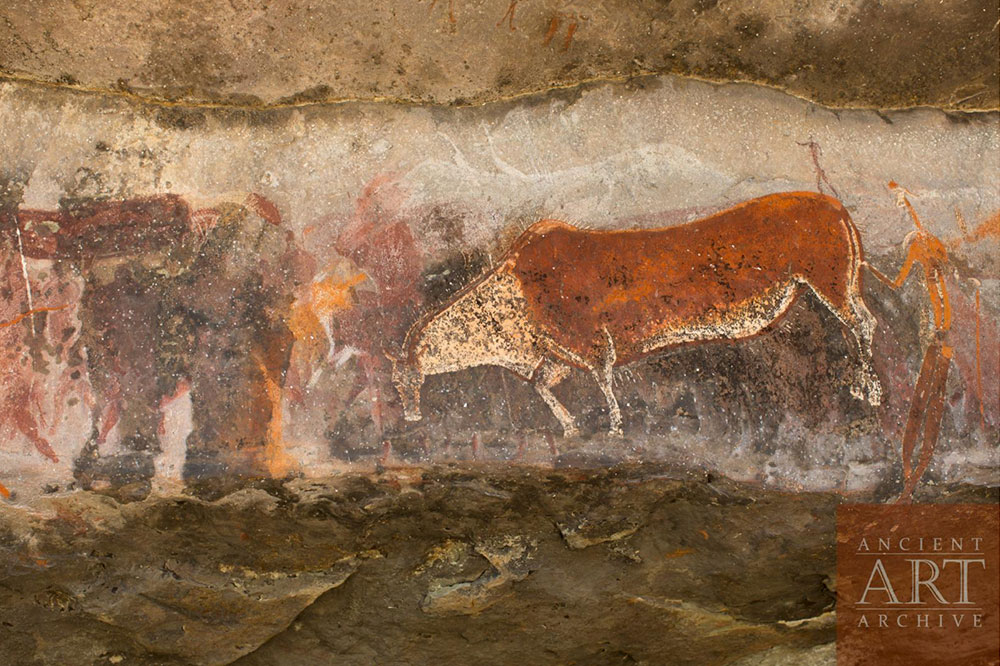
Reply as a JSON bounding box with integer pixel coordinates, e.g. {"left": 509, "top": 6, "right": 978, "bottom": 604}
{"left": 801, "top": 276, "right": 882, "bottom": 406}
{"left": 844, "top": 218, "right": 882, "bottom": 405}
{"left": 796, "top": 216, "right": 882, "bottom": 405}
{"left": 846, "top": 287, "right": 882, "bottom": 405}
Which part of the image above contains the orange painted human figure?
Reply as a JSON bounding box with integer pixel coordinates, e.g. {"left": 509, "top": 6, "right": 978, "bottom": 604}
{"left": 867, "top": 182, "right": 954, "bottom": 502}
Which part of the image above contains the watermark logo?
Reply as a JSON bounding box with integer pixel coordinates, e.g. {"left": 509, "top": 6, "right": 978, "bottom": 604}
{"left": 837, "top": 504, "right": 999, "bottom": 665}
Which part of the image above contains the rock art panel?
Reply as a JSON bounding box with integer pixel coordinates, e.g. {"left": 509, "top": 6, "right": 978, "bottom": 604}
{"left": 0, "top": 75, "right": 996, "bottom": 503}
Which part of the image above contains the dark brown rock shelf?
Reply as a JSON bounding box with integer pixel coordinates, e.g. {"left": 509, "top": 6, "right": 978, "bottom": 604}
{"left": 2, "top": 467, "right": 993, "bottom": 665}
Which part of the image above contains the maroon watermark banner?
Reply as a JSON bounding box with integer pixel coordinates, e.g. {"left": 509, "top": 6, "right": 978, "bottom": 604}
{"left": 837, "top": 504, "right": 999, "bottom": 665}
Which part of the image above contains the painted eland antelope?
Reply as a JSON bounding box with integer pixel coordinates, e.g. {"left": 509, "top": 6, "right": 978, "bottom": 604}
{"left": 389, "top": 191, "right": 882, "bottom": 437}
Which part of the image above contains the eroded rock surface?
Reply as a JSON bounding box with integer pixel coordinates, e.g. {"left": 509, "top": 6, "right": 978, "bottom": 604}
{"left": 3, "top": 467, "right": 993, "bottom": 665}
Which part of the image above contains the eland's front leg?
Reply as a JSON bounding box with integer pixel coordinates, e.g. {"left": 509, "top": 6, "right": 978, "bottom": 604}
{"left": 593, "top": 326, "right": 623, "bottom": 437}
{"left": 592, "top": 367, "right": 623, "bottom": 437}
{"left": 532, "top": 359, "right": 579, "bottom": 437}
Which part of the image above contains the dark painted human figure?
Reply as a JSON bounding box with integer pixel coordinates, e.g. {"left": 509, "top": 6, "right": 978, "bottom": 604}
{"left": 6, "top": 189, "right": 308, "bottom": 498}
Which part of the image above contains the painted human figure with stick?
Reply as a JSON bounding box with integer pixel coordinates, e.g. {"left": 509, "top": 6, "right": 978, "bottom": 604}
{"left": 867, "top": 181, "right": 955, "bottom": 502}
